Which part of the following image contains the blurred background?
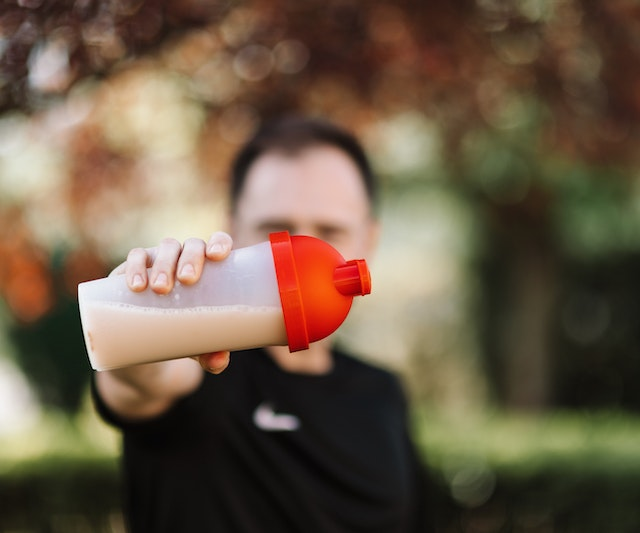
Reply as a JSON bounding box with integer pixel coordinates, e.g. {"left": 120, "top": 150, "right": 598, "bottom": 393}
{"left": 2, "top": 0, "right": 640, "bottom": 531}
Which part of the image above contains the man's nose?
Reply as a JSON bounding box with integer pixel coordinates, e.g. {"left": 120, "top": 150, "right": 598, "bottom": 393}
{"left": 289, "top": 226, "right": 315, "bottom": 238}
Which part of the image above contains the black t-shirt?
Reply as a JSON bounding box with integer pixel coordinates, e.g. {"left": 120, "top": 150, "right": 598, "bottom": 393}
{"left": 94, "top": 349, "right": 433, "bottom": 532}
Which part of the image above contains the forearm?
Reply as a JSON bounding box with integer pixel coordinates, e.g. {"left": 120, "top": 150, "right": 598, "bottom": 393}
{"left": 95, "top": 358, "right": 204, "bottom": 421}
{"left": 93, "top": 233, "right": 232, "bottom": 421}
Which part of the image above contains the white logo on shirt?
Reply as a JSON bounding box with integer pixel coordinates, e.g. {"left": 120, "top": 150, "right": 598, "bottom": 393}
{"left": 253, "top": 402, "right": 301, "bottom": 432}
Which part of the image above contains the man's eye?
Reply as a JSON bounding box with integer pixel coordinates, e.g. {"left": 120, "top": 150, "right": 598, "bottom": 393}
{"left": 318, "top": 228, "right": 345, "bottom": 242}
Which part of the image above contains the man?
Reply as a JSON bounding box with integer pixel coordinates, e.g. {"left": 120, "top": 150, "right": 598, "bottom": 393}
{"left": 93, "top": 116, "right": 434, "bottom": 532}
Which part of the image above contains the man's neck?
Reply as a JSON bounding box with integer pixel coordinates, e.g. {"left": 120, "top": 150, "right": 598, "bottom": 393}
{"left": 266, "top": 342, "right": 334, "bottom": 375}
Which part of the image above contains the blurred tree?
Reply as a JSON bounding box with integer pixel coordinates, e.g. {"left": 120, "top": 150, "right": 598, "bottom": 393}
{"left": 3, "top": 1, "right": 639, "bottom": 159}
{"left": 0, "top": 210, "right": 109, "bottom": 412}
{"left": 1, "top": 0, "right": 640, "bottom": 412}
{"left": 553, "top": 252, "right": 640, "bottom": 410}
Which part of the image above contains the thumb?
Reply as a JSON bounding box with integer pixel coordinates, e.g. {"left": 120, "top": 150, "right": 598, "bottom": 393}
{"left": 192, "top": 351, "right": 231, "bottom": 374}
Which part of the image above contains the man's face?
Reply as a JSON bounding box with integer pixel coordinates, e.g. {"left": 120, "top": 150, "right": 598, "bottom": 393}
{"left": 231, "top": 144, "right": 378, "bottom": 261}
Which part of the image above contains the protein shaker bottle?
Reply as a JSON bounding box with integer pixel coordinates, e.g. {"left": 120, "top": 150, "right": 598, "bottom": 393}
{"left": 78, "top": 231, "right": 371, "bottom": 370}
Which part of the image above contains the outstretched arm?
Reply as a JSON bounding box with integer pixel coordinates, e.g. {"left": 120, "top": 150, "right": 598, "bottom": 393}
{"left": 94, "top": 232, "right": 234, "bottom": 421}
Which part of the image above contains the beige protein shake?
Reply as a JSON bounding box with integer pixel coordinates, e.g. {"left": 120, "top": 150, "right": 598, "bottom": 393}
{"left": 82, "top": 303, "right": 286, "bottom": 371}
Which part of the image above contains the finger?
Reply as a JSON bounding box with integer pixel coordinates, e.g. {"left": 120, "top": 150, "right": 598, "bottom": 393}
{"left": 124, "top": 247, "right": 156, "bottom": 292}
{"left": 195, "top": 351, "right": 231, "bottom": 374}
{"left": 149, "top": 238, "right": 182, "bottom": 294}
{"left": 205, "top": 231, "right": 233, "bottom": 261}
{"left": 110, "top": 261, "right": 126, "bottom": 277}
{"left": 177, "top": 238, "right": 207, "bottom": 285}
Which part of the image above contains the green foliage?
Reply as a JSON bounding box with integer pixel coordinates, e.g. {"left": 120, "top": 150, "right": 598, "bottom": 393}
{"left": 8, "top": 294, "right": 90, "bottom": 414}
{"left": 552, "top": 163, "right": 640, "bottom": 259}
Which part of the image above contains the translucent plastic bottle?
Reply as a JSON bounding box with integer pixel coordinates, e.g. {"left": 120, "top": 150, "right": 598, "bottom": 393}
{"left": 78, "top": 231, "right": 371, "bottom": 370}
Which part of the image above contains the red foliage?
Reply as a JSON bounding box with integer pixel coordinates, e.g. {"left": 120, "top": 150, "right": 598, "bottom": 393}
{"left": 1, "top": 0, "right": 639, "bottom": 164}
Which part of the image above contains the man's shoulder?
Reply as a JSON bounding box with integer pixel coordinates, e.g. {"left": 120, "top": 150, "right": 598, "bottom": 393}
{"left": 334, "top": 348, "right": 392, "bottom": 371}
{"left": 334, "top": 349, "right": 402, "bottom": 387}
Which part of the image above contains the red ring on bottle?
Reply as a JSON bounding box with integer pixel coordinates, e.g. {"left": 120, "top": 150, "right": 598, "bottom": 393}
{"left": 269, "top": 231, "right": 310, "bottom": 351}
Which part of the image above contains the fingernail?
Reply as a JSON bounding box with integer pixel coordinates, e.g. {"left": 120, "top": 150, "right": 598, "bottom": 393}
{"left": 180, "top": 263, "right": 195, "bottom": 278}
{"left": 208, "top": 363, "right": 228, "bottom": 374}
{"left": 208, "top": 243, "right": 225, "bottom": 255}
{"left": 153, "top": 272, "right": 168, "bottom": 287}
{"left": 131, "top": 274, "right": 144, "bottom": 289}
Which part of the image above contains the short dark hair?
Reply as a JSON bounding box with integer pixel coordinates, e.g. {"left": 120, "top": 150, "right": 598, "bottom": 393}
{"left": 229, "top": 116, "right": 377, "bottom": 213}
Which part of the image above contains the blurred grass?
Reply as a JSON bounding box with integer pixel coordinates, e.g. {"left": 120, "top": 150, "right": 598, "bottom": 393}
{"left": 4, "top": 405, "right": 640, "bottom": 483}
{"left": 415, "top": 408, "right": 640, "bottom": 531}
{"left": 0, "top": 399, "right": 119, "bottom": 474}
{"left": 0, "top": 404, "right": 123, "bottom": 532}
{"left": 415, "top": 408, "right": 640, "bottom": 477}
{"left": 3, "top": 406, "right": 640, "bottom": 531}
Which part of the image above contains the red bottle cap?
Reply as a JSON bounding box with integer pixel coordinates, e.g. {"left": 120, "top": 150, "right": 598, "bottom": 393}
{"left": 269, "top": 231, "right": 372, "bottom": 352}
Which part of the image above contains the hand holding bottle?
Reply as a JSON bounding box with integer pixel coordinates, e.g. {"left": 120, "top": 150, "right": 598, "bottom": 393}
{"left": 101, "top": 231, "right": 235, "bottom": 374}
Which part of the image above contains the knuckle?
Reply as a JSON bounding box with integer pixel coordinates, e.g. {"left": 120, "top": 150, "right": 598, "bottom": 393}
{"left": 210, "top": 231, "right": 232, "bottom": 243}
{"left": 160, "top": 237, "right": 182, "bottom": 250}
{"left": 127, "top": 247, "right": 148, "bottom": 261}
{"left": 183, "top": 237, "right": 205, "bottom": 249}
